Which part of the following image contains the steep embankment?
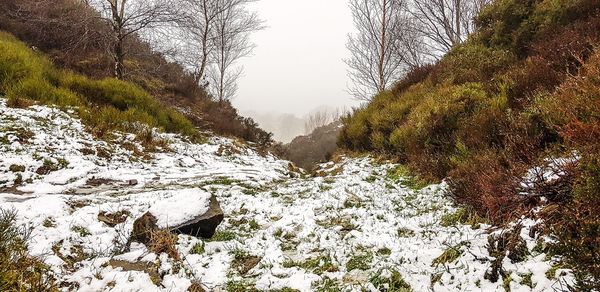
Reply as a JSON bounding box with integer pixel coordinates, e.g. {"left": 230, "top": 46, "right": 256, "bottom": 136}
{"left": 1, "top": 99, "right": 572, "bottom": 291}
{"left": 339, "top": 0, "right": 600, "bottom": 288}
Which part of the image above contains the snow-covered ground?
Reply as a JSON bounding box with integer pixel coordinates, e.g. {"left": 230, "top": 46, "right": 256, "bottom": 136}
{"left": 0, "top": 99, "right": 573, "bottom": 291}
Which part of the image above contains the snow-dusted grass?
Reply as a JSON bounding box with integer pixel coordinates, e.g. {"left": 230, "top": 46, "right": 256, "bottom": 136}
{"left": 0, "top": 99, "right": 573, "bottom": 291}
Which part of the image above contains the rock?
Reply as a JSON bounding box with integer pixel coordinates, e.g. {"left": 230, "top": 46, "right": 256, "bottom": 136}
{"left": 131, "top": 212, "right": 159, "bottom": 244}
{"left": 108, "top": 259, "right": 160, "bottom": 285}
{"left": 127, "top": 179, "right": 138, "bottom": 186}
{"left": 131, "top": 195, "right": 224, "bottom": 240}
{"left": 98, "top": 210, "right": 130, "bottom": 227}
{"left": 171, "top": 195, "right": 224, "bottom": 238}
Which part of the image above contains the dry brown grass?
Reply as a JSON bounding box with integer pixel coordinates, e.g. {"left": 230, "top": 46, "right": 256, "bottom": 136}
{"left": 149, "top": 229, "right": 180, "bottom": 261}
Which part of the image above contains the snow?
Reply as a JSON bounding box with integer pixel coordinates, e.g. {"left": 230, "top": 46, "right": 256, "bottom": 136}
{"left": 0, "top": 98, "right": 574, "bottom": 291}
{"left": 147, "top": 188, "right": 211, "bottom": 228}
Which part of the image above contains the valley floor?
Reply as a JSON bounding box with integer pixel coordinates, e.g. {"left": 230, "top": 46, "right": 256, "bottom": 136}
{"left": 0, "top": 99, "right": 573, "bottom": 291}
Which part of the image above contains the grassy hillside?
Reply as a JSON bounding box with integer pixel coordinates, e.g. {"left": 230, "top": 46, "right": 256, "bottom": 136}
{"left": 0, "top": 31, "right": 196, "bottom": 142}
{"left": 0, "top": 0, "right": 272, "bottom": 146}
{"left": 339, "top": 0, "right": 600, "bottom": 288}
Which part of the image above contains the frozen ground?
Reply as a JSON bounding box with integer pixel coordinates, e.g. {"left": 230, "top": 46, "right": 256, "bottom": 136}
{"left": 0, "top": 99, "right": 573, "bottom": 291}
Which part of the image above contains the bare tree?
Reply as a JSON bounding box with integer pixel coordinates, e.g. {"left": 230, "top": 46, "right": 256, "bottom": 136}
{"left": 91, "top": 0, "right": 181, "bottom": 79}
{"left": 410, "top": 0, "right": 491, "bottom": 57}
{"left": 304, "top": 108, "right": 345, "bottom": 134}
{"left": 207, "top": 0, "right": 262, "bottom": 102}
{"left": 175, "top": 0, "right": 226, "bottom": 85}
{"left": 345, "top": 0, "right": 411, "bottom": 101}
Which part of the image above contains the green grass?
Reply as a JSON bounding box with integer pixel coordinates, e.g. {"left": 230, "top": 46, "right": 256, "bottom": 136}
{"left": 207, "top": 230, "right": 236, "bottom": 242}
{"left": 386, "top": 165, "right": 430, "bottom": 190}
{"left": 71, "top": 225, "right": 91, "bottom": 237}
{"left": 440, "top": 208, "right": 487, "bottom": 227}
{"left": 0, "top": 31, "right": 196, "bottom": 139}
{"left": 283, "top": 254, "right": 338, "bottom": 275}
{"left": 0, "top": 209, "right": 57, "bottom": 290}
{"left": 346, "top": 253, "right": 372, "bottom": 271}
{"left": 432, "top": 242, "right": 467, "bottom": 267}
{"left": 519, "top": 272, "right": 533, "bottom": 288}
{"left": 370, "top": 269, "right": 412, "bottom": 291}
{"left": 189, "top": 242, "right": 205, "bottom": 255}
{"left": 397, "top": 227, "right": 416, "bottom": 238}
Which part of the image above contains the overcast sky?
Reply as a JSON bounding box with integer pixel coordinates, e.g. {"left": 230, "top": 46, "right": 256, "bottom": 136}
{"left": 232, "top": 0, "right": 361, "bottom": 118}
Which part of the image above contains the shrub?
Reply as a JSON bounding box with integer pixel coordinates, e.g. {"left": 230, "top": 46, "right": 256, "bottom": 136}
{"left": 539, "top": 49, "right": 600, "bottom": 288}
{"left": 441, "top": 43, "right": 516, "bottom": 84}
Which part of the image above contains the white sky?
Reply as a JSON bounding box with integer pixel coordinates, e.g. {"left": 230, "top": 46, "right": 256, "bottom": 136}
{"left": 232, "top": 0, "right": 361, "bottom": 117}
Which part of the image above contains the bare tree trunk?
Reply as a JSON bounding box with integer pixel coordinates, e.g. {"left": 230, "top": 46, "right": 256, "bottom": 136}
{"left": 114, "top": 33, "right": 125, "bottom": 79}
{"left": 94, "top": 0, "right": 181, "bottom": 79}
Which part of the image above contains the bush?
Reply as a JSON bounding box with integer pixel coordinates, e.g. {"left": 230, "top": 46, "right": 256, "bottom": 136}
{"left": 539, "top": 50, "right": 600, "bottom": 288}
{"left": 440, "top": 43, "right": 516, "bottom": 84}
{"left": 339, "top": 0, "right": 600, "bottom": 286}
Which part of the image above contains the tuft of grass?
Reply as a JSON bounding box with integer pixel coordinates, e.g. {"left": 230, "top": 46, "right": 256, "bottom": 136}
{"left": 346, "top": 253, "right": 373, "bottom": 271}
{"left": 397, "top": 227, "right": 416, "bottom": 238}
{"left": 545, "top": 262, "right": 568, "bottom": 279}
{"left": 0, "top": 209, "right": 57, "bottom": 291}
{"left": 519, "top": 272, "right": 533, "bottom": 288}
{"left": 189, "top": 242, "right": 205, "bottom": 255}
{"left": 71, "top": 225, "right": 91, "bottom": 237}
{"left": 8, "top": 164, "right": 25, "bottom": 172}
{"left": 148, "top": 229, "right": 180, "bottom": 260}
{"left": 207, "top": 230, "right": 236, "bottom": 242}
{"left": 248, "top": 219, "right": 260, "bottom": 230}
{"left": 225, "top": 280, "right": 257, "bottom": 292}
{"left": 377, "top": 247, "right": 392, "bottom": 256}
{"left": 370, "top": 269, "right": 412, "bottom": 291}
{"left": 432, "top": 242, "right": 467, "bottom": 267}
{"left": 440, "top": 208, "right": 487, "bottom": 227}
{"left": 503, "top": 273, "right": 513, "bottom": 292}
{"left": 386, "top": 165, "right": 430, "bottom": 190}
{"left": 316, "top": 277, "right": 341, "bottom": 292}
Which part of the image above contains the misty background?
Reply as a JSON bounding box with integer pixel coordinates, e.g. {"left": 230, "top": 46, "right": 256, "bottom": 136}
{"left": 232, "top": 0, "right": 361, "bottom": 142}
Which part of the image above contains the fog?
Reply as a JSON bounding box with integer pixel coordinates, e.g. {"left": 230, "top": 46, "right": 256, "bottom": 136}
{"left": 232, "top": 0, "right": 361, "bottom": 141}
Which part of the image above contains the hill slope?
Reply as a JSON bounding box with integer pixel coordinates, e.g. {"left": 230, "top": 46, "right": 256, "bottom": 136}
{"left": 339, "top": 0, "right": 600, "bottom": 287}
{"left": 1, "top": 98, "right": 571, "bottom": 291}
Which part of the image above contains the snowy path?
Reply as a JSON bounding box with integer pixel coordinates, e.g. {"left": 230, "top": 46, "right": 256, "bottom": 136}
{"left": 0, "top": 99, "right": 572, "bottom": 291}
